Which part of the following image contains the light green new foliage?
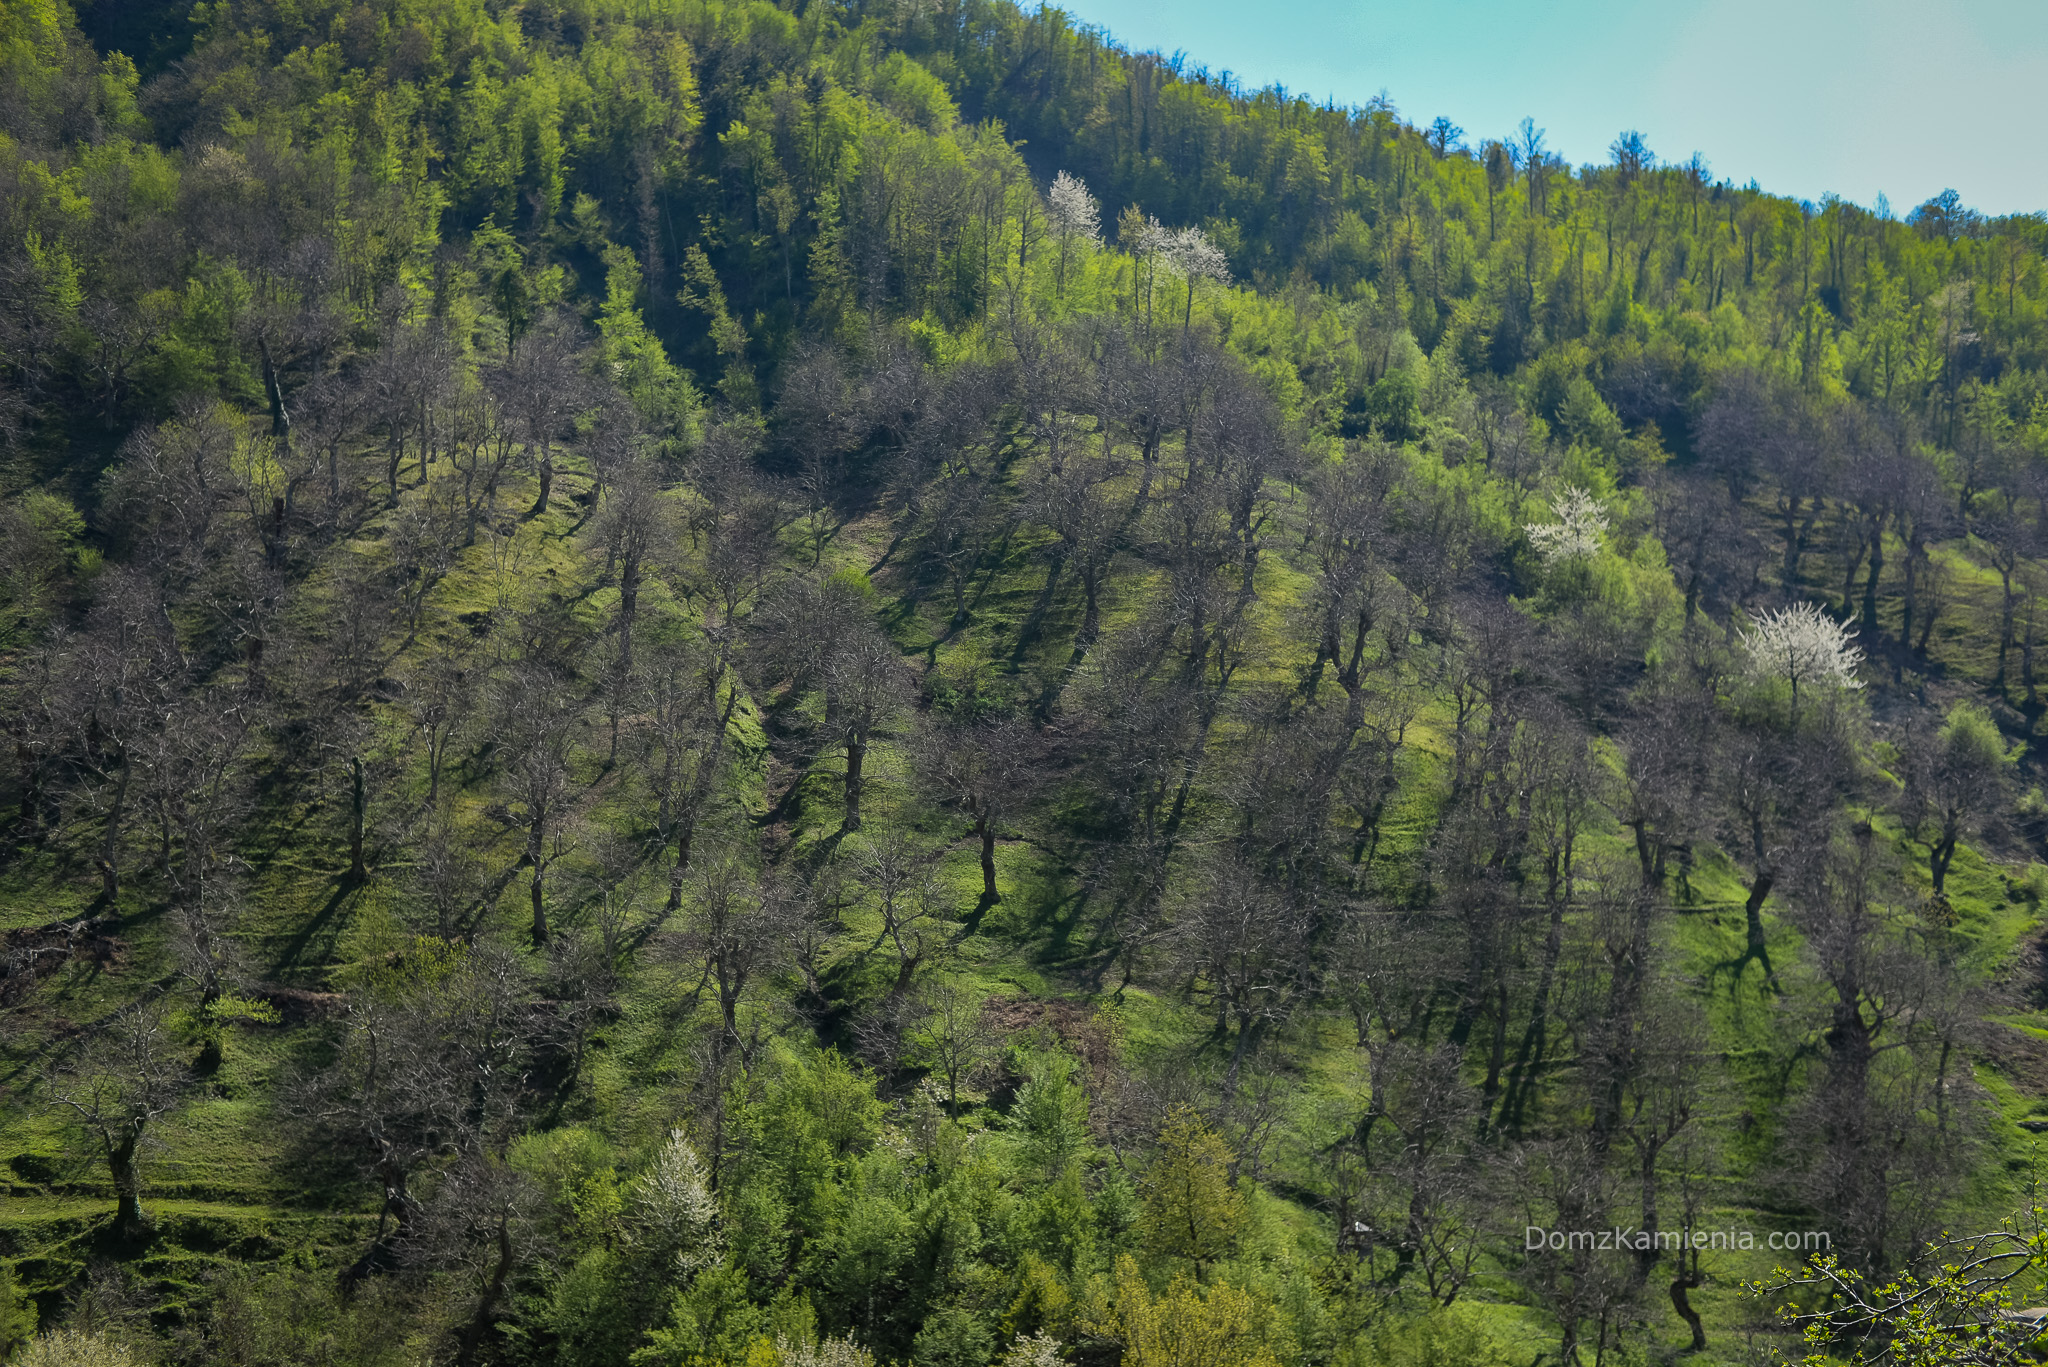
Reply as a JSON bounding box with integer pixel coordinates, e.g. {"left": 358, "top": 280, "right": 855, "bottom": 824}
{"left": 1137, "top": 1108, "right": 1247, "bottom": 1278}
{"left": 1941, "top": 700, "right": 2012, "bottom": 775}
{"left": 1006, "top": 1055, "right": 1090, "bottom": 1180}
{"left": 13, "top": 1330, "right": 142, "bottom": 1367}
{"left": 1750, "top": 1203, "right": 2048, "bottom": 1366}
{"left": 1339, "top": 1308, "right": 1501, "bottom": 1367}
{"left": 597, "top": 242, "right": 701, "bottom": 443}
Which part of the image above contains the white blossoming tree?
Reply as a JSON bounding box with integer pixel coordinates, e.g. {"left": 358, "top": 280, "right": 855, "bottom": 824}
{"left": 1162, "top": 225, "right": 1230, "bottom": 284}
{"left": 1045, "top": 171, "right": 1100, "bottom": 296}
{"left": 1162, "top": 225, "right": 1230, "bottom": 333}
{"left": 778, "top": 1334, "right": 878, "bottom": 1367}
{"left": 1124, "top": 215, "right": 1230, "bottom": 334}
{"left": 1737, "top": 601, "right": 1865, "bottom": 714}
{"left": 997, "top": 1332, "right": 1066, "bottom": 1367}
{"left": 1124, "top": 212, "right": 1172, "bottom": 329}
{"left": 630, "top": 1129, "right": 721, "bottom": 1273}
{"left": 1524, "top": 486, "right": 1608, "bottom": 569}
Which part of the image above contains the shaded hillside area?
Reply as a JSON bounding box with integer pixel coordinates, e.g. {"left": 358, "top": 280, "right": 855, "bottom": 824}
{"left": 4, "top": 1, "right": 2048, "bottom": 1365}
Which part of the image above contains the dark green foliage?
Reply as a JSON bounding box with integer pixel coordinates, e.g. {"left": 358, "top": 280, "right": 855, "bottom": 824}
{"left": 911, "top": 1306, "right": 993, "bottom": 1367}
{"left": 0, "top": 1260, "right": 38, "bottom": 1356}
{"left": 543, "top": 1249, "right": 649, "bottom": 1367}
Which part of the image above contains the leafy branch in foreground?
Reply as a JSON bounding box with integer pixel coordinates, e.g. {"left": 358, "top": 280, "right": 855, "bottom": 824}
{"left": 1749, "top": 1206, "right": 2048, "bottom": 1366}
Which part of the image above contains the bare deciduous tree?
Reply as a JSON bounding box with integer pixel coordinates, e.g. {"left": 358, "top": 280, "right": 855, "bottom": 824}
{"left": 668, "top": 850, "right": 796, "bottom": 1067}
{"left": 291, "top": 941, "right": 531, "bottom": 1282}
{"left": 904, "top": 979, "right": 1001, "bottom": 1115}
{"left": 410, "top": 1154, "right": 543, "bottom": 1366}
{"left": 46, "top": 999, "right": 184, "bottom": 1240}
{"left": 1165, "top": 855, "right": 1314, "bottom": 1090}
{"left": 1773, "top": 835, "right": 1985, "bottom": 1270}
{"left": 494, "top": 663, "right": 581, "bottom": 946}
{"left": 487, "top": 314, "right": 595, "bottom": 521}
{"left": 849, "top": 830, "right": 955, "bottom": 999}
{"left": 1896, "top": 702, "right": 2014, "bottom": 896}
{"left": 822, "top": 625, "right": 911, "bottom": 833}
{"left": 639, "top": 635, "right": 739, "bottom": 909}
{"left": 911, "top": 715, "right": 1038, "bottom": 905}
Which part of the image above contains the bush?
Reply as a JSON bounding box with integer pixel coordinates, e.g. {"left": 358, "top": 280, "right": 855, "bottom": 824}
{"left": 15, "top": 1329, "right": 143, "bottom": 1367}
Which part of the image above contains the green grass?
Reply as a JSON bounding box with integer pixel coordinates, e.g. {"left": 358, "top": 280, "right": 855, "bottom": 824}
{"left": 6, "top": 434, "right": 2048, "bottom": 1367}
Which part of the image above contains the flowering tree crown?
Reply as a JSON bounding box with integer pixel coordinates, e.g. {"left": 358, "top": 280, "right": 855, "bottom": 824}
{"left": 1046, "top": 171, "right": 1101, "bottom": 244}
{"left": 1738, "top": 601, "right": 1866, "bottom": 698}
{"left": 1525, "top": 486, "right": 1608, "bottom": 567}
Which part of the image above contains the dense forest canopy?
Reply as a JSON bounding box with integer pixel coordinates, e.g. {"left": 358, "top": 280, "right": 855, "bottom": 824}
{"left": 4, "top": 1, "right": 2048, "bottom": 1365}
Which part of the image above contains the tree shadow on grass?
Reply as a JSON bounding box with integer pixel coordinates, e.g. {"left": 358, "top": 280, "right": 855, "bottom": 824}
{"left": 1707, "top": 943, "right": 1781, "bottom": 998}
{"left": 268, "top": 880, "right": 361, "bottom": 983}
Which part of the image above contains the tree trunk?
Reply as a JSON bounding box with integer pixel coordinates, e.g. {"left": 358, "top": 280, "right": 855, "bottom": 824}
{"left": 1224, "top": 1013, "right": 1254, "bottom": 1094}
{"left": 266, "top": 494, "right": 287, "bottom": 570}
{"left": 1743, "top": 871, "right": 1772, "bottom": 962}
{"left": 107, "top": 1128, "right": 150, "bottom": 1239}
{"left": 529, "top": 452, "right": 554, "bottom": 518}
{"left": 948, "top": 564, "right": 968, "bottom": 629}
{"left": 717, "top": 967, "right": 743, "bottom": 1051}
{"left": 456, "top": 1217, "right": 514, "bottom": 1365}
{"left": 2026, "top": 609, "right": 2040, "bottom": 708}
{"left": 528, "top": 817, "right": 550, "bottom": 947}
{"left": 195, "top": 990, "right": 224, "bottom": 1075}
{"left": 1839, "top": 538, "right": 1867, "bottom": 620}
{"left": 16, "top": 739, "right": 38, "bottom": 826}
{"left": 1915, "top": 581, "right": 1940, "bottom": 655}
{"left": 1997, "top": 565, "right": 2017, "bottom": 691}
{"left": 1780, "top": 496, "right": 1803, "bottom": 587}
{"left": 530, "top": 864, "right": 548, "bottom": 946}
{"left": 618, "top": 553, "right": 641, "bottom": 676}
{"left": 892, "top": 948, "right": 922, "bottom": 998}
{"left": 1628, "top": 818, "right": 1658, "bottom": 887}
{"left": 1862, "top": 533, "right": 1884, "bottom": 633}
{"left": 1078, "top": 569, "right": 1102, "bottom": 652}
{"left": 97, "top": 754, "right": 129, "bottom": 903}
{"left": 667, "top": 812, "right": 696, "bottom": 912}
{"left": 1901, "top": 546, "right": 1921, "bottom": 648}
{"left": 1930, "top": 834, "right": 1956, "bottom": 895}
{"left": 1670, "top": 1271, "right": 1707, "bottom": 1351}
{"left": 1481, "top": 971, "right": 1510, "bottom": 1101}
{"left": 977, "top": 815, "right": 998, "bottom": 903}
{"left": 259, "top": 336, "right": 291, "bottom": 440}
{"left": 348, "top": 755, "right": 367, "bottom": 885}
{"left": 379, "top": 1158, "right": 413, "bottom": 1242}
{"left": 843, "top": 734, "right": 867, "bottom": 831}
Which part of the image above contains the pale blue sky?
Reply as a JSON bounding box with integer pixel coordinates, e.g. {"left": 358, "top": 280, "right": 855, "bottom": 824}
{"left": 1053, "top": 0, "right": 2048, "bottom": 217}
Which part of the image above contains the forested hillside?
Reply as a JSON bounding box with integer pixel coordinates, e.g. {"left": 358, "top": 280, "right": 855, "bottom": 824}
{"left": 4, "top": 1, "right": 2048, "bottom": 1364}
